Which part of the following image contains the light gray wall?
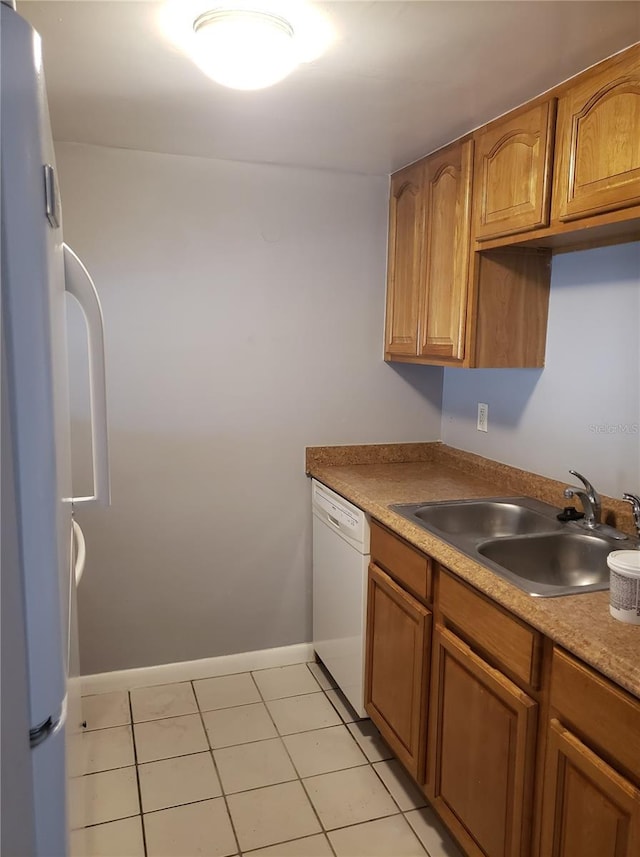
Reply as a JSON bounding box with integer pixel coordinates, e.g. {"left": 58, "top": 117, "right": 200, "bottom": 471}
{"left": 442, "top": 242, "right": 640, "bottom": 498}
{"left": 56, "top": 142, "right": 443, "bottom": 674}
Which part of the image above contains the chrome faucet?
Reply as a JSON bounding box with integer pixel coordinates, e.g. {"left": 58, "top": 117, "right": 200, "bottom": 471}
{"left": 563, "top": 471, "right": 601, "bottom": 529}
{"left": 623, "top": 493, "right": 640, "bottom": 539}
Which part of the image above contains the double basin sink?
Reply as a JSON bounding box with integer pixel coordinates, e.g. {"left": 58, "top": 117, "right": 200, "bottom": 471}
{"left": 390, "top": 497, "right": 638, "bottom": 597}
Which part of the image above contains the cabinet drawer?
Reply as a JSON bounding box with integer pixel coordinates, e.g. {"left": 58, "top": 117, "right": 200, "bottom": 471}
{"left": 438, "top": 570, "right": 542, "bottom": 689}
{"left": 550, "top": 648, "right": 640, "bottom": 784}
{"left": 371, "top": 522, "right": 432, "bottom": 603}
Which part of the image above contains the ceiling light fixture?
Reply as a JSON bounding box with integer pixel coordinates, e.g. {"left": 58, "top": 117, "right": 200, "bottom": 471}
{"left": 192, "top": 8, "right": 297, "bottom": 90}
{"left": 160, "top": 1, "right": 334, "bottom": 92}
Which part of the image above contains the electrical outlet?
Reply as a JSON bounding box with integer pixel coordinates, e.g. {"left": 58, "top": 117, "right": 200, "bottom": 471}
{"left": 477, "top": 403, "right": 488, "bottom": 432}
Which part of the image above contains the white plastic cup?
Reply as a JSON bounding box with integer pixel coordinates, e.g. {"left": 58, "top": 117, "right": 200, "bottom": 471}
{"left": 607, "top": 550, "right": 640, "bottom": 625}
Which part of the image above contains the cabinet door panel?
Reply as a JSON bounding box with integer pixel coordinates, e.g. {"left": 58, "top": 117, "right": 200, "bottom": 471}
{"left": 385, "top": 162, "right": 425, "bottom": 356}
{"left": 474, "top": 100, "right": 556, "bottom": 239}
{"left": 540, "top": 719, "right": 640, "bottom": 857}
{"left": 365, "top": 562, "right": 431, "bottom": 779}
{"left": 419, "top": 140, "right": 473, "bottom": 362}
{"left": 553, "top": 47, "right": 640, "bottom": 221}
{"left": 428, "top": 627, "right": 537, "bottom": 857}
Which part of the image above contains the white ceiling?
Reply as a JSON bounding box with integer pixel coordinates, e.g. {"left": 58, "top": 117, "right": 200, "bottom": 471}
{"left": 18, "top": 0, "right": 640, "bottom": 175}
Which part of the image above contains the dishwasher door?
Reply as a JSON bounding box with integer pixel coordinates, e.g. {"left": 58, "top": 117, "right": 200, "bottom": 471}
{"left": 312, "top": 480, "right": 369, "bottom": 718}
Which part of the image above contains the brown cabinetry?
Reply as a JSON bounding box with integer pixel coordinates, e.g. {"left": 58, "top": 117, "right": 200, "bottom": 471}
{"left": 419, "top": 140, "right": 473, "bottom": 361}
{"left": 384, "top": 43, "right": 640, "bottom": 369}
{"left": 540, "top": 719, "right": 640, "bottom": 857}
{"left": 362, "top": 522, "right": 640, "bottom": 857}
{"left": 473, "top": 100, "right": 556, "bottom": 241}
{"left": 384, "top": 142, "right": 551, "bottom": 369}
{"left": 384, "top": 141, "right": 473, "bottom": 364}
{"left": 364, "top": 562, "right": 431, "bottom": 780}
{"left": 384, "top": 161, "right": 426, "bottom": 357}
{"left": 552, "top": 46, "right": 640, "bottom": 224}
{"left": 539, "top": 649, "right": 640, "bottom": 857}
{"left": 427, "top": 628, "right": 537, "bottom": 857}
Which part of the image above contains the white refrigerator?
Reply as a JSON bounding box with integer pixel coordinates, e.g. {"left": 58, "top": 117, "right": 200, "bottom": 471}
{"left": 1, "top": 3, "right": 110, "bottom": 854}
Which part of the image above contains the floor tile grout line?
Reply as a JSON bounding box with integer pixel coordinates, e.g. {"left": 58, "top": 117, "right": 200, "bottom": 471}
{"left": 205, "top": 666, "right": 404, "bottom": 852}
{"left": 190, "top": 679, "right": 243, "bottom": 857}
{"left": 368, "top": 758, "right": 423, "bottom": 815}
{"left": 199, "top": 704, "right": 354, "bottom": 742}
{"left": 82, "top": 811, "right": 140, "bottom": 830}
{"left": 81, "top": 673, "right": 448, "bottom": 857}
{"left": 88, "top": 671, "right": 433, "bottom": 855}
{"left": 81, "top": 807, "right": 428, "bottom": 856}
{"left": 249, "top": 665, "right": 324, "bottom": 700}
{"left": 257, "top": 668, "right": 421, "bottom": 849}
{"left": 80, "top": 763, "right": 137, "bottom": 777}
{"left": 250, "top": 669, "right": 338, "bottom": 856}
{"left": 305, "top": 659, "right": 338, "bottom": 692}
{"left": 128, "top": 690, "right": 149, "bottom": 857}
{"left": 85, "top": 662, "right": 323, "bottom": 700}
{"left": 81, "top": 661, "right": 326, "bottom": 705}
{"left": 321, "top": 684, "right": 364, "bottom": 727}
{"left": 256, "top": 669, "right": 413, "bottom": 852}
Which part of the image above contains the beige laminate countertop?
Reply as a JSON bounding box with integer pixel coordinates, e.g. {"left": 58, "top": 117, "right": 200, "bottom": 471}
{"left": 306, "top": 444, "right": 640, "bottom": 700}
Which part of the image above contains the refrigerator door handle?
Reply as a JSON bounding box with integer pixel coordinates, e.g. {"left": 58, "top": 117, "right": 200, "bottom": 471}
{"left": 63, "top": 244, "right": 111, "bottom": 507}
{"left": 72, "top": 519, "right": 86, "bottom": 585}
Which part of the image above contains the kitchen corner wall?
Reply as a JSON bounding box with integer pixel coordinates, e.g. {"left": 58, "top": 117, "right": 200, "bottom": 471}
{"left": 56, "top": 143, "right": 442, "bottom": 674}
{"left": 442, "top": 241, "right": 640, "bottom": 497}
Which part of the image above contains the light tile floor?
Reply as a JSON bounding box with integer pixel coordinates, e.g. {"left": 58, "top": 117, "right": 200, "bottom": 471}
{"left": 75, "top": 661, "right": 464, "bottom": 857}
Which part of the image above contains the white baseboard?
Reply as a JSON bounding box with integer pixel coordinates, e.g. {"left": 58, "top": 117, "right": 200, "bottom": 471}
{"left": 81, "top": 642, "right": 315, "bottom": 696}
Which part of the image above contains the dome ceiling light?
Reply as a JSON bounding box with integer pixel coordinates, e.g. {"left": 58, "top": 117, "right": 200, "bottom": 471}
{"left": 160, "top": 1, "right": 334, "bottom": 91}
{"left": 193, "top": 8, "right": 296, "bottom": 90}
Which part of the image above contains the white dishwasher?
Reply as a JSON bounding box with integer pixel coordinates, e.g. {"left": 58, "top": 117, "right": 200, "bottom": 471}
{"left": 312, "top": 479, "right": 370, "bottom": 718}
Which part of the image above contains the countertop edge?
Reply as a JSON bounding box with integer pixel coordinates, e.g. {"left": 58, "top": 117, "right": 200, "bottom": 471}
{"left": 308, "top": 461, "right": 640, "bottom": 701}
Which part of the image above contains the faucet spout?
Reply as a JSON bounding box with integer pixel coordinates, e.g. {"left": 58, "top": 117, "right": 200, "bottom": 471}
{"left": 563, "top": 470, "right": 601, "bottom": 529}
{"left": 623, "top": 493, "right": 640, "bottom": 539}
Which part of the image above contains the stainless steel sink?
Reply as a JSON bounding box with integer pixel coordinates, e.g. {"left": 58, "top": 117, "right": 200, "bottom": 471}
{"left": 390, "top": 497, "right": 637, "bottom": 597}
{"left": 477, "top": 532, "right": 613, "bottom": 596}
{"left": 410, "top": 499, "right": 561, "bottom": 538}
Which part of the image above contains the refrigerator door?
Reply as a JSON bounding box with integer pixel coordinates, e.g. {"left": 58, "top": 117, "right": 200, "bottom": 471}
{"left": 1, "top": 5, "right": 73, "bottom": 854}
{"left": 67, "top": 522, "right": 86, "bottom": 854}
{"left": 1, "top": 324, "right": 37, "bottom": 857}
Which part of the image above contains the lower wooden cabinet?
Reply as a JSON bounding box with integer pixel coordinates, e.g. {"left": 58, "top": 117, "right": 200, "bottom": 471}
{"left": 364, "top": 562, "right": 431, "bottom": 779}
{"left": 363, "top": 525, "right": 640, "bottom": 857}
{"left": 539, "top": 719, "right": 640, "bottom": 857}
{"left": 427, "top": 627, "right": 538, "bottom": 857}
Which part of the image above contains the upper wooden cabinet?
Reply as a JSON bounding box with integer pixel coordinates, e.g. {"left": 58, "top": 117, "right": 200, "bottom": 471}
{"left": 383, "top": 44, "right": 640, "bottom": 369}
{"left": 419, "top": 140, "right": 473, "bottom": 361}
{"left": 473, "top": 100, "right": 556, "bottom": 240}
{"left": 384, "top": 161, "right": 426, "bottom": 357}
{"left": 385, "top": 139, "right": 551, "bottom": 368}
{"left": 384, "top": 142, "right": 473, "bottom": 364}
{"left": 553, "top": 46, "right": 640, "bottom": 223}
